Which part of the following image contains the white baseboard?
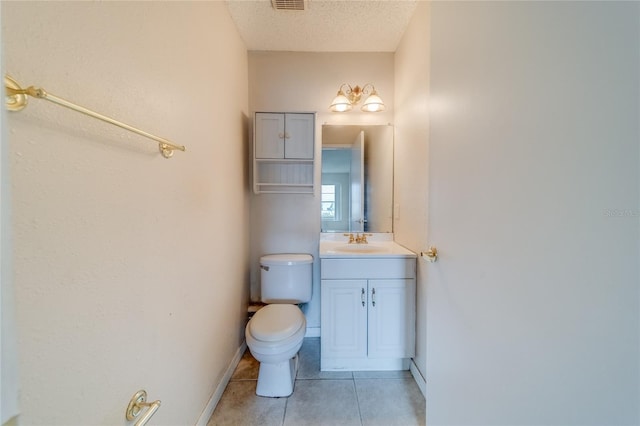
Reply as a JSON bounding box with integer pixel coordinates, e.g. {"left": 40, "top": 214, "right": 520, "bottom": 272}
{"left": 305, "top": 326, "right": 320, "bottom": 338}
{"left": 195, "top": 341, "right": 247, "bottom": 426}
{"left": 410, "top": 359, "right": 426, "bottom": 399}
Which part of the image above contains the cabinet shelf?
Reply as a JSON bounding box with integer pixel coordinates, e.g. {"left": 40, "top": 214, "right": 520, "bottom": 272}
{"left": 254, "top": 183, "right": 314, "bottom": 194}
{"left": 255, "top": 158, "right": 314, "bottom": 163}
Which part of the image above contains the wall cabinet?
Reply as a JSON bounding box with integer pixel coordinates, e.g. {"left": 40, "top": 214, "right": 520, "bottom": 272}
{"left": 254, "top": 112, "right": 315, "bottom": 194}
{"left": 320, "top": 258, "right": 416, "bottom": 371}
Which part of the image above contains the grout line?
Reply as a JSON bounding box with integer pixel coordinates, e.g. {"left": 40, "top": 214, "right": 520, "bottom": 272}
{"left": 296, "top": 377, "right": 354, "bottom": 380}
{"left": 281, "top": 394, "right": 289, "bottom": 426}
{"left": 352, "top": 374, "right": 365, "bottom": 426}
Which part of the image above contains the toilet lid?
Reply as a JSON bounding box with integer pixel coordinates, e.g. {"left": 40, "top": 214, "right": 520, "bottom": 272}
{"left": 249, "top": 304, "right": 305, "bottom": 342}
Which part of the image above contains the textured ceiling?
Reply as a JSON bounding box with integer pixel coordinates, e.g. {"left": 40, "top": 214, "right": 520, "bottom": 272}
{"left": 225, "top": 0, "right": 419, "bottom": 52}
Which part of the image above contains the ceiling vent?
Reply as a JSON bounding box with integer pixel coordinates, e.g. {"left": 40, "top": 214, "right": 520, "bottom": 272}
{"left": 271, "top": 0, "right": 305, "bottom": 11}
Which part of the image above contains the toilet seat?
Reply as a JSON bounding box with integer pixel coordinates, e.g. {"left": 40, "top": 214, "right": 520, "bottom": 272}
{"left": 249, "top": 304, "right": 305, "bottom": 342}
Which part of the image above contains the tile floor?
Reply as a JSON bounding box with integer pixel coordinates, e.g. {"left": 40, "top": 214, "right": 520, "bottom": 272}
{"left": 207, "top": 337, "right": 425, "bottom": 426}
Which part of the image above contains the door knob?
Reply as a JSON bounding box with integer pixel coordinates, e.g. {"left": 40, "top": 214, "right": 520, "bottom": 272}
{"left": 421, "top": 246, "right": 438, "bottom": 262}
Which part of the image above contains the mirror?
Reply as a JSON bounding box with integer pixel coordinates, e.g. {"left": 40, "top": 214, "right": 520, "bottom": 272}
{"left": 321, "top": 125, "right": 394, "bottom": 233}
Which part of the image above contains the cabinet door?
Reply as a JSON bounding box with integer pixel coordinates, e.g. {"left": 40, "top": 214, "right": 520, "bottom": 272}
{"left": 284, "top": 113, "right": 314, "bottom": 159}
{"left": 321, "top": 280, "right": 367, "bottom": 359}
{"left": 255, "top": 113, "right": 285, "bottom": 159}
{"left": 367, "top": 279, "right": 416, "bottom": 359}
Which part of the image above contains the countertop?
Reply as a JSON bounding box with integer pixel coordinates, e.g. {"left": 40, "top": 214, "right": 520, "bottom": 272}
{"left": 319, "top": 233, "right": 416, "bottom": 259}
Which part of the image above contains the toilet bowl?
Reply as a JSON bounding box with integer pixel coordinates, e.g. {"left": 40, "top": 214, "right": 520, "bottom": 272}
{"left": 245, "top": 304, "right": 306, "bottom": 397}
{"left": 244, "top": 253, "right": 312, "bottom": 397}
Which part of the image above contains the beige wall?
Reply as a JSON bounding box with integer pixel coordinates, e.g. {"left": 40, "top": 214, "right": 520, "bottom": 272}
{"left": 248, "top": 52, "right": 394, "bottom": 332}
{"left": 2, "top": 2, "right": 250, "bottom": 424}
{"left": 1, "top": 0, "right": 20, "bottom": 420}
{"left": 393, "top": 3, "right": 430, "bottom": 381}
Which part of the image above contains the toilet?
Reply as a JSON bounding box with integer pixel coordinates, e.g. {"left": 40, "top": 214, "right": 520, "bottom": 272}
{"left": 245, "top": 253, "right": 313, "bottom": 397}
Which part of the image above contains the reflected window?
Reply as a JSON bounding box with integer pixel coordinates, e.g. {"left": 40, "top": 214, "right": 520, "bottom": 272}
{"left": 321, "top": 184, "right": 340, "bottom": 220}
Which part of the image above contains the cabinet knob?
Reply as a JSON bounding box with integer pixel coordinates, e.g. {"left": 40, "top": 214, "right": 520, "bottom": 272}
{"left": 284, "top": 132, "right": 290, "bottom": 139}
{"left": 278, "top": 132, "right": 285, "bottom": 139}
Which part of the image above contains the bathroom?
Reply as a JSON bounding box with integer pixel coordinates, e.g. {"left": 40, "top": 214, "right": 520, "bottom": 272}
{"left": 2, "top": 2, "right": 639, "bottom": 426}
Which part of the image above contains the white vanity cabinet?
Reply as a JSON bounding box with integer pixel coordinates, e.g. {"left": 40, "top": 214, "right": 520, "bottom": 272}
{"left": 320, "top": 257, "right": 416, "bottom": 371}
{"left": 253, "top": 112, "right": 315, "bottom": 194}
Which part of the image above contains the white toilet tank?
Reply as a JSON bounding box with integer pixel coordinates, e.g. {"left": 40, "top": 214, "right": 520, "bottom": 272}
{"left": 260, "top": 254, "right": 313, "bottom": 304}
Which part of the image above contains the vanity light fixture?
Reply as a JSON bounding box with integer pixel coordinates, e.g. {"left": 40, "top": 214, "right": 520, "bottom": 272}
{"left": 329, "top": 83, "right": 386, "bottom": 113}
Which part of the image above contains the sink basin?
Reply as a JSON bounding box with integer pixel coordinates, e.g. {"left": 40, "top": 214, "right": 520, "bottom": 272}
{"left": 319, "top": 236, "right": 416, "bottom": 258}
{"left": 328, "top": 244, "right": 391, "bottom": 254}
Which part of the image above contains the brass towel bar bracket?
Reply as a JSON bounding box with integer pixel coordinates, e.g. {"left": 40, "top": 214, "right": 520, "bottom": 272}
{"left": 126, "top": 390, "right": 161, "bottom": 426}
{"left": 4, "top": 75, "right": 186, "bottom": 159}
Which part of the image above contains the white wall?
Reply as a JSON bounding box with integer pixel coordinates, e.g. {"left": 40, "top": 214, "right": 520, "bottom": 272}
{"left": 248, "top": 52, "right": 394, "bottom": 331}
{"left": 393, "top": 2, "right": 430, "bottom": 381}
{"left": 2, "top": 2, "right": 250, "bottom": 424}
{"left": 427, "top": 2, "right": 639, "bottom": 424}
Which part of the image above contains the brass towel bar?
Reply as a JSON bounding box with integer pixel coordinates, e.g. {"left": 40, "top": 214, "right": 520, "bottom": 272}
{"left": 4, "top": 75, "right": 186, "bottom": 159}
